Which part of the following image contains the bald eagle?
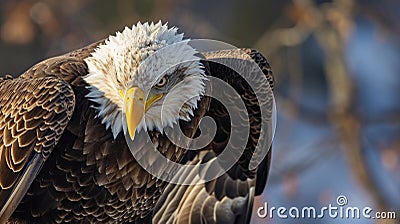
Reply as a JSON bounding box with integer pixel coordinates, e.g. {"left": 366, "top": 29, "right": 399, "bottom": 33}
{"left": 0, "top": 22, "right": 274, "bottom": 223}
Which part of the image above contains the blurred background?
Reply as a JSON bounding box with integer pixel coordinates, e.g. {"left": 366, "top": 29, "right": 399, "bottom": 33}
{"left": 0, "top": 0, "right": 399, "bottom": 223}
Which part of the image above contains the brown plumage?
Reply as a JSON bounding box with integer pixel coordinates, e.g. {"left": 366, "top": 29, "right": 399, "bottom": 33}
{"left": 0, "top": 31, "right": 274, "bottom": 223}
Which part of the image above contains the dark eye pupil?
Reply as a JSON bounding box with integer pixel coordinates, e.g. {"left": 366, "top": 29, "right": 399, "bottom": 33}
{"left": 158, "top": 77, "right": 166, "bottom": 86}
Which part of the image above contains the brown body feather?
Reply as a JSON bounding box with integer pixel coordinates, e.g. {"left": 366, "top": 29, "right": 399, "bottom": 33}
{"left": 0, "top": 40, "right": 274, "bottom": 223}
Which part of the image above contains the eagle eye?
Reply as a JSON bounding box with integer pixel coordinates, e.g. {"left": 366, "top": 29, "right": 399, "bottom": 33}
{"left": 155, "top": 76, "right": 168, "bottom": 88}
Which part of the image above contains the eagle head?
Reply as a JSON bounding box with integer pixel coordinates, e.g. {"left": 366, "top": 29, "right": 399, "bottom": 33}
{"left": 83, "top": 21, "right": 206, "bottom": 140}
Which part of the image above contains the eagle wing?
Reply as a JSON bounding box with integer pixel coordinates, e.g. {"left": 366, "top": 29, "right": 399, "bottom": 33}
{"left": 153, "top": 49, "right": 274, "bottom": 224}
{"left": 0, "top": 41, "right": 109, "bottom": 224}
{"left": 0, "top": 75, "right": 75, "bottom": 222}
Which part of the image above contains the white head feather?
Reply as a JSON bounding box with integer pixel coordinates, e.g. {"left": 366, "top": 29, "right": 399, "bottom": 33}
{"left": 83, "top": 21, "right": 206, "bottom": 138}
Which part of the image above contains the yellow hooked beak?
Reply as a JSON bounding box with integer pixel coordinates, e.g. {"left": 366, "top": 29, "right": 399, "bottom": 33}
{"left": 121, "top": 87, "right": 163, "bottom": 140}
